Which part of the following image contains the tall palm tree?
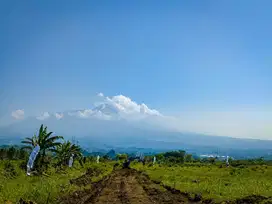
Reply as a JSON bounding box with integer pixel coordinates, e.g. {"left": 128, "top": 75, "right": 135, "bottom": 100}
{"left": 21, "top": 124, "right": 63, "bottom": 166}
{"left": 55, "top": 141, "right": 82, "bottom": 167}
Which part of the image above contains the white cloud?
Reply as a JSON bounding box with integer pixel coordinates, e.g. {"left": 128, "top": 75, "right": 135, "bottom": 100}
{"left": 36, "top": 112, "right": 50, "bottom": 120}
{"left": 11, "top": 109, "right": 24, "bottom": 120}
{"left": 65, "top": 94, "right": 162, "bottom": 121}
{"left": 34, "top": 94, "right": 162, "bottom": 122}
{"left": 104, "top": 94, "right": 162, "bottom": 117}
{"left": 140, "top": 103, "right": 161, "bottom": 116}
{"left": 94, "top": 110, "right": 112, "bottom": 120}
{"left": 68, "top": 109, "right": 94, "bottom": 118}
{"left": 35, "top": 93, "right": 161, "bottom": 123}
{"left": 77, "top": 109, "right": 93, "bottom": 118}
{"left": 55, "top": 113, "right": 64, "bottom": 120}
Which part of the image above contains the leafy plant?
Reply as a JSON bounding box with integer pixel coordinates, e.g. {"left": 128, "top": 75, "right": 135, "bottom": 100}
{"left": 54, "top": 141, "right": 82, "bottom": 168}
{"left": 21, "top": 124, "right": 63, "bottom": 172}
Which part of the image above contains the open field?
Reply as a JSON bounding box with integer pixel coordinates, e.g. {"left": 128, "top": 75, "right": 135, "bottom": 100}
{"left": 133, "top": 163, "right": 272, "bottom": 203}
{"left": 1, "top": 160, "right": 272, "bottom": 203}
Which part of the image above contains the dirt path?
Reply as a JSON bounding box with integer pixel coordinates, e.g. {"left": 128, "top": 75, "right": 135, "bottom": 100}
{"left": 94, "top": 169, "right": 153, "bottom": 204}
{"left": 60, "top": 168, "right": 195, "bottom": 204}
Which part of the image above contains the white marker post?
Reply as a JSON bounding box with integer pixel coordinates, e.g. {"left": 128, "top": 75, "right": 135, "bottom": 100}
{"left": 226, "top": 155, "right": 229, "bottom": 167}
{"left": 69, "top": 154, "right": 74, "bottom": 167}
{"left": 153, "top": 156, "right": 156, "bottom": 165}
{"left": 97, "top": 155, "right": 100, "bottom": 164}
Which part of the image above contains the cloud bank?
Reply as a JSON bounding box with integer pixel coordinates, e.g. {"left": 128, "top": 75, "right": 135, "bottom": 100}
{"left": 10, "top": 93, "right": 162, "bottom": 122}
{"left": 55, "top": 113, "right": 64, "bottom": 120}
{"left": 104, "top": 94, "right": 161, "bottom": 117}
{"left": 9, "top": 93, "right": 272, "bottom": 140}
{"left": 36, "top": 112, "right": 50, "bottom": 120}
{"left": 11, "top": 109, "right": 25, "bottom": 120}
{"left": 64, "top": 94, "right": 162, "bottom": 121}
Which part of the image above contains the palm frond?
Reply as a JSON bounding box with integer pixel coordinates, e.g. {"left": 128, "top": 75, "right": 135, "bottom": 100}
{"left": 39, "top": 124, "right": 44, "bottom": 136}
{"left": 46, "top": 136, "right": 64, "bottom": 143}
{"left": 45, "top": 142, "right": 63, "bottom": 149}
{"left": 44, "top": 131, "right": 53, "bottom": 140}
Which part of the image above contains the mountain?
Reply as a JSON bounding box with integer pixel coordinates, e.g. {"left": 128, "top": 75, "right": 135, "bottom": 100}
{"left": 1, "top": 115, "right": 272, "bottom": 158}
{"left": 1, "top": 95, "right": 272, "bottom": 159}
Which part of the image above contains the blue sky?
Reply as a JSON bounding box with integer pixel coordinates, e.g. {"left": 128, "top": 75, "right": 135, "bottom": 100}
{"left": 0, "top": 0, "right": 271, "bottom": 139}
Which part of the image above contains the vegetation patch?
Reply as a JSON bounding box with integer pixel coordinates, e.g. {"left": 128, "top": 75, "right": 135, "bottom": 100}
{"left": 133, "top": 163, "right": 272, "bottom": 203}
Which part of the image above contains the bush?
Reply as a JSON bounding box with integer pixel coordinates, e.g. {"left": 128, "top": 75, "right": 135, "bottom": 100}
{"left": 19, "top": 160, "right": 27, "bottom": 171}
{"left": 3, "top": 161, "right": 18, "bottom": 178}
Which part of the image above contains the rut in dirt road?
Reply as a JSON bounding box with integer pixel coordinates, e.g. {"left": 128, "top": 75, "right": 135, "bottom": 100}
{"left": 94, "top": 169, "right": 153, "bottom": 204}
{"left": 60, "top": 168, "right": 196, "bottom": 204}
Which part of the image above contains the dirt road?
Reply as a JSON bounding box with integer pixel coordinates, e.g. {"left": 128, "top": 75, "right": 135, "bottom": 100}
{"left": 60, "top": 168, "right": 196, "bottom": 204}
{"left": 59, "top": 168, "right": 271, "bottom": 204}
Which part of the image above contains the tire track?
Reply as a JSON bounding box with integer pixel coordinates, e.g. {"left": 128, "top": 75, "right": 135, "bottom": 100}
{"left": 118, "top": 180, "right": 130, "bottom": 204}
{"left": 60, "top": 168, "right": 197, "bottom": 204}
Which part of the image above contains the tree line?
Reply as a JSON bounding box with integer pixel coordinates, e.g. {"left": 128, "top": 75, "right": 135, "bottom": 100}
{"left": 1, "top": 124, "right": 270, "bottom": 174}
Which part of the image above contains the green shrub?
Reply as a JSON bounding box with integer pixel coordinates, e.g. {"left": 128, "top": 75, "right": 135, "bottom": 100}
{"left": 3, "top": 161, "right": 18, "bottom": 178}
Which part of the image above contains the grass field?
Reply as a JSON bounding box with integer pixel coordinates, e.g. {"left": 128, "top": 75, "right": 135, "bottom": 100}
{"left": 0, "top": 160, "right": 113, "bottom": 203}
{"left": 1, "top": 160, "right": 272, "bottom": 203}
{"left": 133, "top": 163, "right": 272, "bottom": 202}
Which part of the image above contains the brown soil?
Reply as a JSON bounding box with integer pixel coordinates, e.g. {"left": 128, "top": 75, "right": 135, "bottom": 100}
{"left": 59, "top": 168, "right": 194, "bottom": 204}
{"left": 70, "top": 167, "right": 103, "bottom": 186}
{"left": 231, "top": 195, "right": 272, "bottom": 204}
{"left": 59, "top": 168, "right": 272, "bottom": 204}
